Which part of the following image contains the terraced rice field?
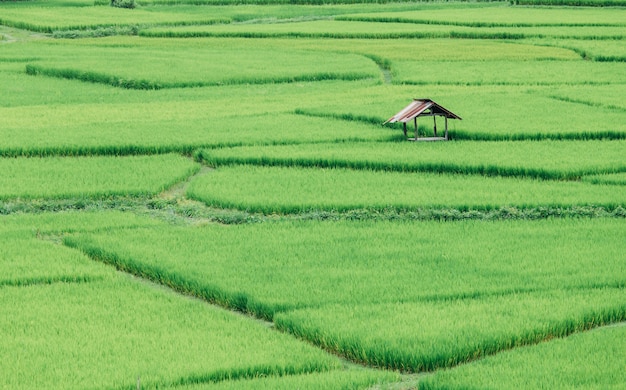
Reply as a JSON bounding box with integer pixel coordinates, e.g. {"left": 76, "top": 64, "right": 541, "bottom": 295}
{"left": 1, "top": 0, "right": 625, "bottom": 388}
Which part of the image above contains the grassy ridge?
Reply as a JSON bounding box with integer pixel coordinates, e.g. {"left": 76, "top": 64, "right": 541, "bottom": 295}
{"left": 0, "top": 210, "right": 165, "bottom": 233}
{"left": 185, "top": 165, "right": 626, "bottom": 213}
{"left": 0, "top": 154, "right": 199, "bottom": 199}
{"left": 0, "top": 278, "right": 339, "bottom": 389}
{"left": 338, "top": 7, "right": 626, "bottom": 27}
{"left": 140, "top": 18, "right": 626, "bottom": 40}
{"left": 139, "top": 21, "right": 529, "bottom": 39}
{"left": 545, "top": 84, "right": 626, "bottom": 111}
{"left": 532, "top": 38, "right": 626, "bottom": 62}
{"left": 0, "top": 211, "right": 163, "bottom": 286}
{"left": 515, "top": 0, "right": 626, "bottom": 6}
{"left": 393, "top": 60, "right": 626, "bottom": 86}
{"left": 583, "top": 172, "right": 626, "bottom": 185}
{"left": 275, "top": 289, "right": 626, "bottom": 371}
{"left": 178, "top": 370, "right": 398, "bottom": 389}
{"left": 0, "top": 237, "right": 114, "bottom": 287}
{"left": 64, "top": 219, "right": 626, "bottom": 320}
{"left": 195, "top": 140, "right": 626, "bottom": 180}
{"left": 25, "top": 64, "right": 375, "bottom": 90}
{"left": 421, "top": 325, "right": 626, "bottom": 389}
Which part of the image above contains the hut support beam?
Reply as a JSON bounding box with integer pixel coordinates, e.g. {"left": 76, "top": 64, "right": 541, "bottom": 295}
{"left": 414, "top": 117, "right": 418, "bottom": 139}
{"left": 433, "top": 115, "right": 437, "bottom": 137}
{"left": 403, "top": 122, "right": 407, "bottom": 138}
{"left": 445, "top": 117, "right": 448, "bottom": 140}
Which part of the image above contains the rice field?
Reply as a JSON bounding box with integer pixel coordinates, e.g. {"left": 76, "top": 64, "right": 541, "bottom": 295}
{"left": 0, "top": 278, "right": 340, "bottom": 389}
{"left": 185, "top": 165, "right": 626, "bottom": 213}
{"left": 2, "top": 0, "right": 625, "bottom": 388}
{"left": 420, "top": 325, "right": 626, "bottom": 389}
{"left": 21, "top": 40, "right": 379, "bottom": 88}
{"left": 297, "top": 84, "right": 626, "bottom": 140}
{"left": 195, "top": 140, "right": 626, "bottom": 180}
{"left": 0, "top": 154, "right": 199, "bottom": 199}
{"left": 64, "top": 219, "right": 626, "bottom": 318}
{"left": 274, "top": 288, "right": 626, "bottom": 371}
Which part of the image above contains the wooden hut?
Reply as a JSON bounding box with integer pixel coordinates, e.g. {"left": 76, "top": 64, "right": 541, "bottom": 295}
{"left": 383, "top": 99, "right": 462, "bottom": 141}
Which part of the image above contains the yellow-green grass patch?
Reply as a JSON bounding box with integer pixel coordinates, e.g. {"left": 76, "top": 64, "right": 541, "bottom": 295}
{"left": 0, "top": 277, "right": 339, "bottom": 389}
{"left": 0, "top": 154, "right": 199, "bottom": 199}
{"left": 171, "top": 369, "right": 399, "bottom": 389}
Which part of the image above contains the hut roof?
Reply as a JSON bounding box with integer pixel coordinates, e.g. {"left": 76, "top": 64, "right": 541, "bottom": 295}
{"left": 384, "top": 99, "right": 462, "bottom": 124}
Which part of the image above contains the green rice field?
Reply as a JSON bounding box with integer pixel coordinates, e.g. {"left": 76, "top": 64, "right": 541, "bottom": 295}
{"left": 185, "top": 165, "right": 626, "bottom": 213}
{"left": 2, "top": 0, "right": 625, "bottom": 388}
{"left": 195, "top": 140, "right": 626, "bottom": 179}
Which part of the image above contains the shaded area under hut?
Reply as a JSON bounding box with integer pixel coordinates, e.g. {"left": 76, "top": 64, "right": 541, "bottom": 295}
{"left": 384, "top": 99, "right": 462, "bottom": 141}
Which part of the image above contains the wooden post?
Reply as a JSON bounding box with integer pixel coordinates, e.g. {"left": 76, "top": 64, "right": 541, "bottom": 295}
{"left": 414, "top": 117, "right": 418, "bottom": 139}
{"left": 445, "top": 117, "right": 448, "bottom": 140}
{"left": 433, "top": 115, "right": 437, "bottom": 137}
{"left": 403, "top": 122, "right": 407, "bottom": 138}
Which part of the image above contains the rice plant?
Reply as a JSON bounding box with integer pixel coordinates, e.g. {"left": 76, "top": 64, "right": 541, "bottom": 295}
{"left": 420, "top": 325, "right": 626, "bottom": 389}
{"left": 64, "top": 218, "right": 626, "bottom": 320}
{"left": 0, "top": 277, "right": 339, "bottom": 389}
{"left": 185, "top": 165, "right": 626, "bottom": 214}
{"left": 275, "top": 288, "right": 626, "bottom": 371}
{"left": 22, "top": 41, "right": 379, "bottom": 89}
{"left": 0, "top": 154, "right": 199, "bottom": 199}
{"left": 195, "top": 140, "right": 626, "bottom": 180}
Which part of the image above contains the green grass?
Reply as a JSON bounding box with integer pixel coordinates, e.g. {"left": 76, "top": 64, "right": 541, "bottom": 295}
{"left": 532, "top": 38, "right": 626, "bottom": 61}
{"left": 0, "top": 236, "right": 115, "bottom": 286}
{"left": 339, "top": 6, "right": 626, "bottom": 26}
{"left": 393, "top": 60, "right": 626, "bottom": 86}
{"left": 21, "top": 39, "right": 379, "bottom": 89}
{"left": 0, "top": 154, "right": 199, "bottom": 199}
{"left": 583, "top": 172, "right": 626, "bottom": 185}
{"left": 0, "top": 64, "right": 377, "bottom": 108}
{"left": 515, "top": 0, "right": 626, "bottom": 6}
{"left": 185, "top": 165, "right": 626, "bottom": 213}
{"left": 420, "top": 325, "right": 626, "bottom": 389}
{"left": 140, "top": 17, "right": 626, "bottom": 40}
{"left": 0, "top": 277, "right": 340, "bottom": 389}
{"left": 177, "top": 369, "right": 399, "bottom": 389}
{"left": 542, "top": 84, "right": 626, "bottom": 111}
{"left": 0, "top": 210, "right": 164, "bottom": 233}
{"left": 0, "top": 6, "right": 230, "bottom": 33}
{"left": 64, "top": 218, "right": 626, "bottom": 320}
{"left": 0, "top": 107, "right": 393, "bottom": 156}
{"left": 3, "top": 0, "right": 626, "bottom": 385}
{"left": 195, "top": 140, "right": 626, "bottom": 180}
{"left": 0, "top": 211, "right": 165, "bottom": 286}
{"left": 275, "top": 288, "right": 626, "bottom": 371}
{"left": 104, "top": 36, "right": 579, "bottom": 61}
